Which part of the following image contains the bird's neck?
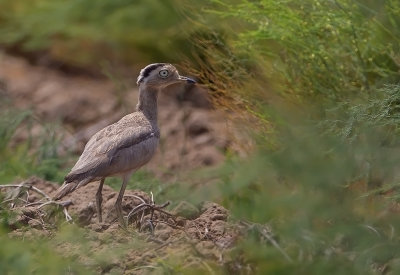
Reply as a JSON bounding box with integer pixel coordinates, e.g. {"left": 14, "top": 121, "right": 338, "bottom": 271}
{"left": 136, "top": 85, "right": 159, "bottom": 121}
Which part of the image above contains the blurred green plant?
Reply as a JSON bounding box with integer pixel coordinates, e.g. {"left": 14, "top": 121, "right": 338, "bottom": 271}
{"left": 185, "top": 8, "right": 400, "bottom": 272}
{"left": 188, "top": 84, "right": 400, "bottom": 274}
{"left": 0, "top": 0, "right": 193, "bottom": 68}
{"left": 0, "top": 100, "right": 67, "bottom": 184}
{"left": 323, "top": 84, "right": 400, "bottom": 142}
{"left": 0, "top": 227, "right": 89, "bottom": 274}
{"left": 188, "top": 0, "right": 400, "bottom": 110}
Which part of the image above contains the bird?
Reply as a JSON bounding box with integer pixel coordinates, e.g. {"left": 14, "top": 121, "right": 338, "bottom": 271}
{"left": 54, "top": 63, "right": 196, "bottom": 226}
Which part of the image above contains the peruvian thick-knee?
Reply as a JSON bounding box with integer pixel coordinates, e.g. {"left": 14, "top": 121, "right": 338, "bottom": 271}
{"left": 54, "top": 64, "right": 195, "bottom": 226}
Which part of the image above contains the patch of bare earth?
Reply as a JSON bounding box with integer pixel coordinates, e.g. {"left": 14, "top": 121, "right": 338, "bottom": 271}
{"left": 2, "top": 177, "right": 242, "bottom": 273}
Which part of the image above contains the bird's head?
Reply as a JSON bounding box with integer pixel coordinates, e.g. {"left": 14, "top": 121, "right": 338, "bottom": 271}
{"left": 136, "top": 63, "right": 196, "bottom": 89}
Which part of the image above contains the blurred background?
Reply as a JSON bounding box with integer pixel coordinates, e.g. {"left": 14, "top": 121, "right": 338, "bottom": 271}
{"left": 1, "top": 0, "right": 400, "bottom": 274}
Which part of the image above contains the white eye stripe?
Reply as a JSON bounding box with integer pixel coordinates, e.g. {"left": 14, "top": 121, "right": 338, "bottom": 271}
{"left": 159, "top": 69, "right": 169, "bottom": 78}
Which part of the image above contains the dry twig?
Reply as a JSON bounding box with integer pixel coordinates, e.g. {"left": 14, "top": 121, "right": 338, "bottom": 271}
{"left": 0, "top": 182, "right": 73, "bottom": 223}
{"left": 125, "top": 191, "right": 177, "bottom": 234}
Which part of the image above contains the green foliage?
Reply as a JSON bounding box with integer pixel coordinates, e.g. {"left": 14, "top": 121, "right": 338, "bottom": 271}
{"left": 323, "top": 84, "right": 400, "bottom": 142}
{"left": 186, "top": 6, "right": 400, "bottom": 271}
{"left": 206, "top": 106, "right": 400, "bottom": 273}
{"left": 194, "top": 0, "right": 399, "bottom": 102}
{"left": 0, "top": 102, "right": 81, "bottom": 274}
{"left": 0, "top": 228, "right": 89, "bottom": 274}
{"left": 0, "top": 102, "right": 67, "bottom": 184}
{"left": 0, "top": 0, "right": 192, "bottom": 67}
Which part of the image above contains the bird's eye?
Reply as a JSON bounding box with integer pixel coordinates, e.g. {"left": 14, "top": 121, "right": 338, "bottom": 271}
{"left": 159, "top": 69, "right": 169, "bottom": 78}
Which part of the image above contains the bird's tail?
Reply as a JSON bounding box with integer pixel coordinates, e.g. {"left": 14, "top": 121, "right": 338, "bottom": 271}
{"left": 53, "top": 181, "right": 80, "bottom": 200}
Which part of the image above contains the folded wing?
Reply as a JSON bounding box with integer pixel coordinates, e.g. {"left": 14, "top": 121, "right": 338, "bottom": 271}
{"left": 65, "top": 118, "right": 156, "bottom": 183}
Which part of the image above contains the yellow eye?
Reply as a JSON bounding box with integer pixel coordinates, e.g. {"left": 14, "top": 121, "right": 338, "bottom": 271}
{"left": 159, "top": 69, "right": 169, "bottom": 78}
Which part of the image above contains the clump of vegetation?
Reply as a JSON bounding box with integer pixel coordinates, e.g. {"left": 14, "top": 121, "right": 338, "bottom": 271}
{"left": 0, "top": 103, "right": 88, "bottom": 273}
{"left": 211, "top": 103, "right": 400, "bottom": 273}
{"left": 181, "top": 0, "right": 400, "bottom": 273}
{"left": 323, "top": 84, "right": 400, "bottom": 142}
{"left": 189, "top": 0, "right": 399, "bottom": 106}
{"left": 0, "top": 0, "right": 192, "bottom": 68}
{"left": 0, "top": 226, "right": 89, "bottom": 274}
{"left": 0, "top": 101, "right": 66, "bottom": 184}
{"left": 0, "top": 102, "right": 63, "bottom": 225}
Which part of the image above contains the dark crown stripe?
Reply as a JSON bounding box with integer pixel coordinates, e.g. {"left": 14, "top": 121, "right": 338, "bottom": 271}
{"left": 137, "top": 63, "right": 166, "bottom": 84}
{"left": 142, "top": 63, "right": 165, "bottom": 78}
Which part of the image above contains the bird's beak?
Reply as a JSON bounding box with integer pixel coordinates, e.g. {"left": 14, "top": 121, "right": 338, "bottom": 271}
{"left": 178, "top": 76, "right": 196, "bottom": 84}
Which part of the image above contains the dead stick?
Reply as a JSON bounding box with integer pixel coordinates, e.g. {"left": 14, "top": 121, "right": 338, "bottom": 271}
{"left": 0, "top": 184, "right": 51, "bottom": 200}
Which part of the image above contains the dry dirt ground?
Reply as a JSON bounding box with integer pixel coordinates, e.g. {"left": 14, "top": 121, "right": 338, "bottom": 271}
{"left": 3, "top": 176, "right": 245, "bottom": 273}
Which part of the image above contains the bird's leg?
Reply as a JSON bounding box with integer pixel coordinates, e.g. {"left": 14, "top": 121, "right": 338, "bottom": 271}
{"left": 115, "top": 175, "right": 129, "bottom": 227}
{"left": 96, "top": 178, "right": 104, "bottom": 223}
